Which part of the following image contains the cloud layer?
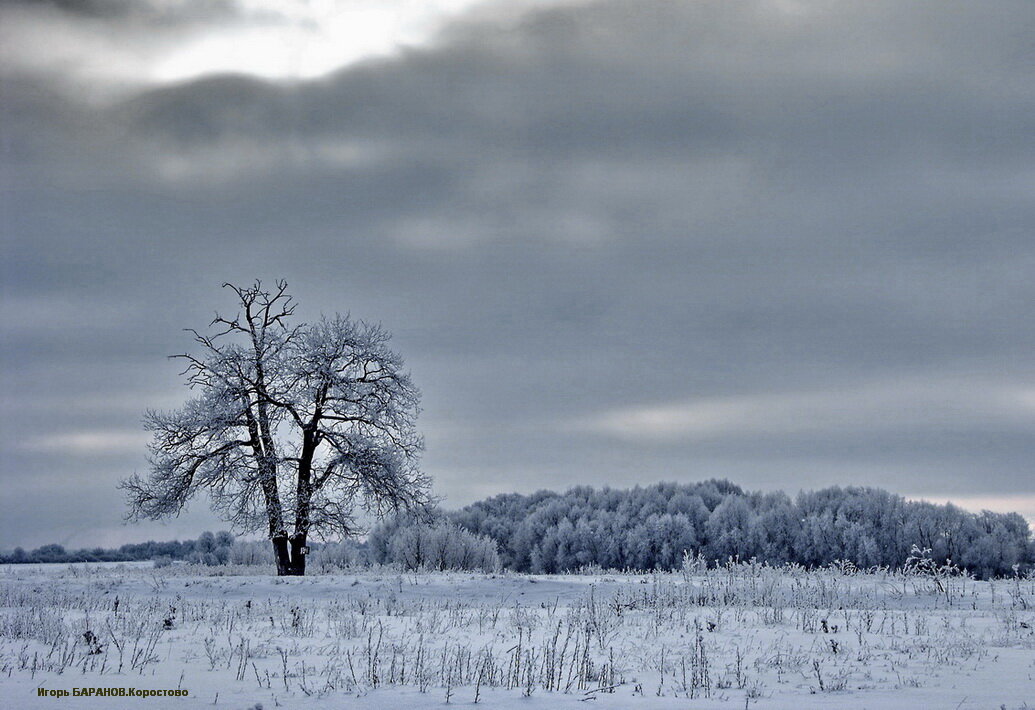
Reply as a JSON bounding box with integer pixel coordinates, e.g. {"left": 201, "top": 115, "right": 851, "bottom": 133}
{"left": 2, "top": 0, "right": 1034, "bottom": 547}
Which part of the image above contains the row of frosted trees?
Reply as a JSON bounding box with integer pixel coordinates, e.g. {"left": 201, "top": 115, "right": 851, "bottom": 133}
{"left": 2, "top": 531, "right": 235, "bottom": 566}
{"left": 447, "top": 481, "right": 1031, "bottom": 578}
{"left": 366, "top": 516, "right": 500, "bottom": 572}
{"left": 10, "top": 482, "right": 1025, "bottom": 578}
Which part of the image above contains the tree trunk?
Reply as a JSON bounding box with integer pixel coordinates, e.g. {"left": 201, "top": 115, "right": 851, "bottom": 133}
{"left": 286, "top": 427, "right": 316, "bottom": 577}
{"left": 289, "top": 533, "right": 307, "bottom": 576}
{"left": 272, "top": 534, "right": 292, "bottom": 576}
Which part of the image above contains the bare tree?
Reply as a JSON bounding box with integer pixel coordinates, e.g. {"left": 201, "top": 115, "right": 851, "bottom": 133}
{"left": 121, "top": 280, "right": 431, "bottom": 575}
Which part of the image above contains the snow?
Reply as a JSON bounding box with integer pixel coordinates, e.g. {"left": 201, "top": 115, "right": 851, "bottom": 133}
{"left": 2, "top": 562, "right": 1033, "bottom": 708}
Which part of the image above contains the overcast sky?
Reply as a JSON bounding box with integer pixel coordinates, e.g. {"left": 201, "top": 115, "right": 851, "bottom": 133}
{"left": 1, "top": 0, "right": 1033, "bottom": 548}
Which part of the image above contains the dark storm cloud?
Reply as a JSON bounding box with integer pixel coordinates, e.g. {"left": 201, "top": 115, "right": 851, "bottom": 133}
{"left": 2, "top": 0, "right": 1034, "bottom": 547}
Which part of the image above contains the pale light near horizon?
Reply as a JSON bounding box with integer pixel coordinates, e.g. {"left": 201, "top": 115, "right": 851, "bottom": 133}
{"left": 582, "top": 379, "right": 1035, "bottom": 442}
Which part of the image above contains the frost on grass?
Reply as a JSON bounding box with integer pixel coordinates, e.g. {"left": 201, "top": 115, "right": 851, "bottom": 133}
{"left": 1, "top": 560, "right": 1034, "bottom": 709}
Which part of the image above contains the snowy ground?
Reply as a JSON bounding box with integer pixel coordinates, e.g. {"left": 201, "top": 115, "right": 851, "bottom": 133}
{"left": 1, "top": 561, "right": 1033, "bottom": 709}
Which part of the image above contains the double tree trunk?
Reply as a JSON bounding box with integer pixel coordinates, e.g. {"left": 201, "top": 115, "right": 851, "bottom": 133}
{"left": 271, "top": 426, "right": 316, "bottom": 576}
{"left": 271, "top": 533, "right": 307, "bottom": 576}
{"left": 271, "top": 429, "right": 313, "bottom": 576}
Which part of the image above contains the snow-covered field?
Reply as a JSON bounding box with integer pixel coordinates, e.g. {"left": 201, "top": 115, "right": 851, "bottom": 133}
{"left": 1, "top": 561, "right": 1033, "bottom": 709}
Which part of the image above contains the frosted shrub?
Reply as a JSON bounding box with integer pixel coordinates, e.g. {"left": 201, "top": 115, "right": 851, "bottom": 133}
{"left": 0, "top": 607, "right": 67, "bottom": 643}
{"left": 385, "top": 523, "right": 500, "bottom": 572}
{"left": 904, "top": 544, "right": 969, "bottom": 602}
{"left": 308, "top": 542, "right": 367, "bottom": 571}
{"left": 230, "top": 540, "right": 276, "bottom": 566}
{"left": 681, "top": 550, "right": 708, "bottom": 580}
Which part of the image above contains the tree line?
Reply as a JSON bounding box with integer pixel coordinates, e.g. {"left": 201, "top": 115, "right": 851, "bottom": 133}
{"left": 447, "top": 481, "right": 1032, "bottom": 578}
{"left": 0, "top": 531, "right": 235, "bottom": 566}
{"left": 8, "top": 482, "right": 1029, "bottom": 578}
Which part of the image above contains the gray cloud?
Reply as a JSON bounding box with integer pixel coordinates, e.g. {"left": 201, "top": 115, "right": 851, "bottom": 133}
{"left": 2, "top": 0, "right": 1034, "bottom": 547}
{"left": 6, "top": 1, "right": 237, "bottom": 19}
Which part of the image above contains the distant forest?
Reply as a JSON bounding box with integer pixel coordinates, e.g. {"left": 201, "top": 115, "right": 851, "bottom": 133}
{"left": 0, "top": 531, "right": 236, "bottom": 566}
{"left": 3, "top": 481, "right": 1030, "bottom": 578}
{"left": 447, "top": 481, "right": 1032, "bottom": 578}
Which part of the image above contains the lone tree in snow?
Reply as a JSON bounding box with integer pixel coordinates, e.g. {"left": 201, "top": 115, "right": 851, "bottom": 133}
{"left": 121, "top": 280, "right": 431, "bottom": 575}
